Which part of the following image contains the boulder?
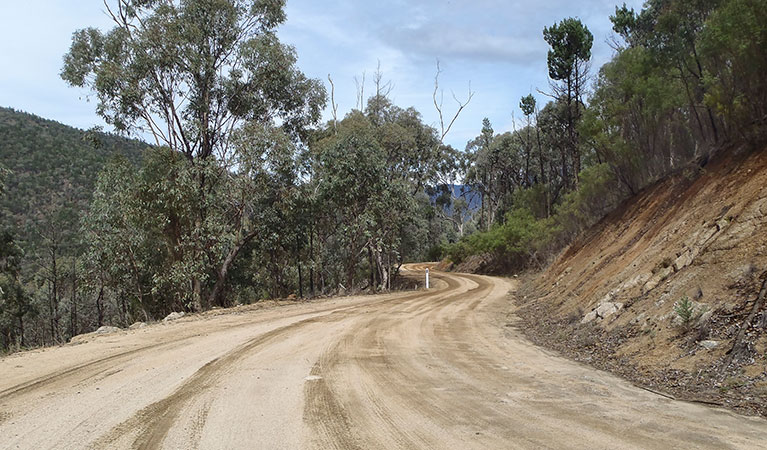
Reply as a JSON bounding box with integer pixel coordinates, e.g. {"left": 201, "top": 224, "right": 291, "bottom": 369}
{"left": 699, "top": 340, "right": 720, "bottom": 350}
{"left": 95, "top": 326, "right": 121, "bottom": 334}
{"left": 622, "top": 273, "right": 651, "bottom": 291}
{"left": 581, "top": 310, "right": 599, "bottom": 324}
{"left": 596, "top": 302, "right": 624, "bottom": 319}
{"left": 69, "top": 325, "right": 121, "bottom": 344}
{"left": 642, "top": 268, "right": 670, "bottom": 294}
{"left": 129, "top": 322, "right": 147, "bottom": 330}
{"left": 697, "top": 309, "right": 713, "bottom": 327}
{"left": 581, "top": 302, "right": 624, "bottom": 324}
{"left": 163, "top": 311, "right": 186, "bottom": 322}
{"left": 673, "top": 251, "right": 694, "bottom": 272}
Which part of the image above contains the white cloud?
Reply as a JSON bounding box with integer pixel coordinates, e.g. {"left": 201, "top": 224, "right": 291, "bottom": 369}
{"left": 381, "top": 25, "right": 546, "bottom": 64}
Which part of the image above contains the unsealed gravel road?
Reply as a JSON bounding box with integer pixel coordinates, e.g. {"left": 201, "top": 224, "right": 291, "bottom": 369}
{"left": 1, "top": 266, "right": 766, "bottom": 449}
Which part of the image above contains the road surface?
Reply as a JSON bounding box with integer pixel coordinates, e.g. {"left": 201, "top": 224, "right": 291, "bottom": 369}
{"left": 1, "top": 267, "right": 766, "bottom": 449}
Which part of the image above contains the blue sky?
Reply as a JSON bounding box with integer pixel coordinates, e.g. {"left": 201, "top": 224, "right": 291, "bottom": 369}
{"left": 0, "top": 0, "right": 643, "bottom": 150}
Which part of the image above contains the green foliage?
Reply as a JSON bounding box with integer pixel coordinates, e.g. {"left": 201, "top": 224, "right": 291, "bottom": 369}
{"left": 0, "top": 165, "right": 8, "bottom": 197}
{"left": 520, "top": 95, "right": 536, "bottom": 117}
{"left": 309, "top": 96, "right": 448, "bottom": 290}
{"left": 446, "top": 164, "right": 621, "bottom": 272}
{"left": 62, "top": 0, "right": 326, "bottom": 315}
{"left": 554, "top": 164, "right": 624, "bottom": 239}
{"left": 582, "top": 0, "right": 767, "bottom": 215}
{"left": 61, "top": 0, "right": 325, "bottom": 152}
{"left": 543, "top": 18, "right": 593, "bottom": 81}
{"left": 0, "top": 229, "right": 33, "bottom": 350}
{"left": 83, "top": 122, "right": 307, "bottom": 318}
{"left": 699, "top": 0, "right": 767, "bottom": 144}
{"left": 674, "top": 296, "right": 697, "bottom": 330}
{"left": 447, "top": 207, "right": 552, "bottom": 267}
{"left": 0, "top": 108, "right": 145, "bottom": 259}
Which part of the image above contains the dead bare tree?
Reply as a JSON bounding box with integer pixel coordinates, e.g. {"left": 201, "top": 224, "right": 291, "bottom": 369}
{"left": 328, "top": 74, "right": 338, "bottom": 135}
{"left": 431, "top": 60, "right": 476, "bottom": 237}
{"left": 432, "top": 60, "right": 475, "bottom": 143}
{"left": 373, "top": 61, "right": 394, "bottom": 100}
{"left": 354, "top": 71, "right": 366, "bottom": 111}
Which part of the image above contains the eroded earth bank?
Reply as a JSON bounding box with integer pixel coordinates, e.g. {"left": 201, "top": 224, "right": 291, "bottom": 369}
{"left": 515, "top": 149, "right": 767, "bottom": 417}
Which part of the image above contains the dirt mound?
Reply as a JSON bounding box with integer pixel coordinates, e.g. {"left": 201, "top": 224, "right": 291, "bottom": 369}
{"left": 519, "top": 148, "right": 767, "bottom": 416}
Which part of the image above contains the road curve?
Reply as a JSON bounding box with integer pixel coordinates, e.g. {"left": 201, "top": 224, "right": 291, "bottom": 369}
{"left": 1, "top": 267, "right": 766, "bottom": 449}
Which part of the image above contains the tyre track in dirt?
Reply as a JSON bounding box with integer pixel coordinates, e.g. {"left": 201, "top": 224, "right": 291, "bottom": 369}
{"left": 0, "top": 283, "right": 440, "bottom": 449}
{"left": 303, "top": 270, "right": 767, "bottom": 449}
{"left": 304, "top": 273, "right": 507, "bottom": 449}
{"left": 303, "top": 276, "right": 467, "bottom": 449}
{"left": 0, "top": 290, "right": 423, "bottom": 403}
{"left": 94, "top": 275, "right": 454, "bottom": 449}
{"left": 0, "top": 281, "right": 439, "bottom": 414}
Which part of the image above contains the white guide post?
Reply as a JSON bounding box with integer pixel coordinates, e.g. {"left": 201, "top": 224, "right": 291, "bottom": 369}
{"left": 425, "top": 268, "right": 430, "bottom": 289}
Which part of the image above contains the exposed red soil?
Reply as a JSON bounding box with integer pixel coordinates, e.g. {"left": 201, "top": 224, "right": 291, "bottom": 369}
{"left": 517, "top": 147, "right": 767, "bottom": 417}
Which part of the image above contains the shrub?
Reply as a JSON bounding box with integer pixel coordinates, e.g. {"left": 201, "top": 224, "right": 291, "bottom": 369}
{"left": 674, "top": 296, "right": 695, "bottom": 327}
{"left": 674, "top": 296, "right": 707, "bottom": 331}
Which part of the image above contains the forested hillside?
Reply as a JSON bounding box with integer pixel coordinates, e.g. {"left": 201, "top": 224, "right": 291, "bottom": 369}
{"left": 0, "top": 108, "right": 147, "bottom": 350}
{"left": 0, "top": 107, "right": 145, "bottom": 251}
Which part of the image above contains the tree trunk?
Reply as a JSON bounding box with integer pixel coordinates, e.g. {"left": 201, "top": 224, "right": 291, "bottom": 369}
{"left": 208, "top": 231, "right": 258, "bottom": 307}
{"left": 18, "top": 315, "right": 24, "bottom": 348}
{"left": 50, "top": 246, "right": 60, "bottom": 344}
{"left": 192, "top": 278, "right": 203, "bottom": 312}
{"left": 96, "top": 284, "right": 104, "bottom": 328}
{"left": 368, "top": 246, "right": 376, "bottom": 289}
{"left": 70, "top": 259, "right": 77, "bottom": 339}
{"left": 536, "top": 117, "right": 549, "bottom": 217}
{"left": 298, "top": 261, "right": 303, "bottom": 299}
{"left": 309, "top": 217, "right": 315, "bottom": 297}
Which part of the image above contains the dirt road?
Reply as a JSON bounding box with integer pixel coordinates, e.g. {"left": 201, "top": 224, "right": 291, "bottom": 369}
{"left": 1, "top": 267, "right": 766, "bottom": 449}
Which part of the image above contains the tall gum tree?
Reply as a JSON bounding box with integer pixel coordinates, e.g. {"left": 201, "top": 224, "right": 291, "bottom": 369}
{"left": 62, "top": 0, "right": 325, "bottom": 310}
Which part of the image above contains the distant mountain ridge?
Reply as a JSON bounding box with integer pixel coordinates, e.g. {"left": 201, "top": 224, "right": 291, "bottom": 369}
{"left": 0, "top": 107, "right": 147, "bottom": 255}
{"left": 429, "top": 184, "right": 481, "bottom": 213}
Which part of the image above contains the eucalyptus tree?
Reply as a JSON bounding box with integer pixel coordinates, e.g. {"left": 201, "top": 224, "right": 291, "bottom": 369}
{"left": 465, "top": 118, "right": 494, "bottom": 231}
{"left": 520, "top": 94, "right": 549, "bottom": 216}
{"left": 62, "top": 0, "right": 324, "bottom": 154}
{"left": 62, "top": 0, "right": 325, "bottom": 310}
{"left": 608, "top": 0, "right": 762, "bottom": 147}
{"left": 307, "top": 89, "right": 458, "bottom": 291}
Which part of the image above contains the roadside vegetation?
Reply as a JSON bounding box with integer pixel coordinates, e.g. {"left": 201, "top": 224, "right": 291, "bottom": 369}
{"left": 445, "top": 0, "right": 767, "bottom": 273}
